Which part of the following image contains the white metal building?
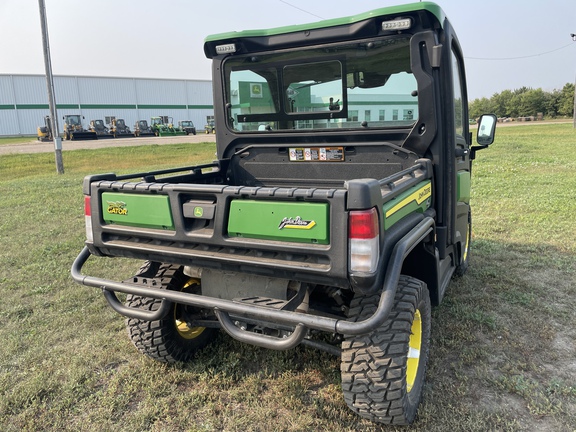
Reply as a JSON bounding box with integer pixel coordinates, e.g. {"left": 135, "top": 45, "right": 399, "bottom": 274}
{"left": 0, "top": 74, "right": 214, "bottom": 136}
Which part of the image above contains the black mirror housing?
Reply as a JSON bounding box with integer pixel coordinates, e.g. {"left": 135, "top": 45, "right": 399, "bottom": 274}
{"left": 476, "top": 114, "right": 497, "bottom": 146}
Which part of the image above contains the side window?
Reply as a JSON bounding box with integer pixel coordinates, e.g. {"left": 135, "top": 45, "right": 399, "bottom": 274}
{"left": 451, "top": 47, "right": 465, "bottom": 139}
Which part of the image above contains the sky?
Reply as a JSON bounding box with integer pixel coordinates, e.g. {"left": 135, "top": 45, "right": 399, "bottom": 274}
{"left": 1, "top": 0, "right": 575, "bottom": 101}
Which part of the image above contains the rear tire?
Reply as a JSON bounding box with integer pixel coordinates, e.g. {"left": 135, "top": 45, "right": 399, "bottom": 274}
{"left": 341, "top": 275, "right": 431, "bottom": 425}
{"left": 125, "top": 263, "right": 216, "bottom": 363}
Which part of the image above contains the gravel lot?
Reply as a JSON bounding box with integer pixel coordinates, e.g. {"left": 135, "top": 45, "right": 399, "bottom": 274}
{"left": 0, "top": 133, "right": 215, "bottom": 155}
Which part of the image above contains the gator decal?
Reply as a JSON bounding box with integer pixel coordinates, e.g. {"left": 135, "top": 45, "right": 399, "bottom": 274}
{"left": 101, "top": 192, "right": 174, "bottom": 230}
{"left": 228, "top": 200, "right": 328, "bottom": 244}
{"left": 107, "top": 201, "right": 127, "bottom": 215}
{"left": 383, "top": 181, "right": 432, "bottom": 229}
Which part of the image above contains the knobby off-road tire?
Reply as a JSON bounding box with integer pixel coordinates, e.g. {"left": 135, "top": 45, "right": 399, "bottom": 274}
{"left": 341, "top": 275, "right": 431, "bottom": 425}
{"left": 125, "top": 263, "right": 216, "bottom": 363}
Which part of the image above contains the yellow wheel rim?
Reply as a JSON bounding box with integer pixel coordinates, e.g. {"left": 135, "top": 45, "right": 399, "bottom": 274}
{"left": 462, "top": 222, "right": 471, "bottom": 262}
{"left": 406, "top": 309, "right": 422, "bottom": 393}
{"left": 175, "top": 278, "right": 206, "bottom": 340}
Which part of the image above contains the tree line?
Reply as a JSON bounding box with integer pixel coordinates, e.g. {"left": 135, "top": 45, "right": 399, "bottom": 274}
{"left": 469, "top": 83, "right": 574, "bottom": 120}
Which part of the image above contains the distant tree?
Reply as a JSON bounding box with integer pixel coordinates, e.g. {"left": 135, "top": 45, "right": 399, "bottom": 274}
{"left": 545, "top": 89, "right": 561, "bottom": 118}
{"left": 492, "top": 90, "right": 513, "bottom": 117}
{"left": 519, "top": 88, "right": 546, "bottom": 117}
{"left": 469, "top": 97, "right": 492, "bottom": 120}
{"left": 468, "top": 83, "right": 574, "bottom": 119}
{"left": 557, "top": 83, "right": 575, "bottom": 117}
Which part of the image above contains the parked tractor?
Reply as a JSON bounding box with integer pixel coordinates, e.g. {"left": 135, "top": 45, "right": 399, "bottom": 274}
{"left": 62, "top": 115, "right": 97, "bottom": 141}
{"left": 150, "top": 116, "right": 186, "bottom": 137}
{"left": 204, "top": 119, "right": 215, "bottom": 134}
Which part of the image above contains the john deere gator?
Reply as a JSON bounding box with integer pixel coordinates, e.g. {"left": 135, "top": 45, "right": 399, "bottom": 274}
{"left": 72, "top": 2, "right": 496, "bottom": 425}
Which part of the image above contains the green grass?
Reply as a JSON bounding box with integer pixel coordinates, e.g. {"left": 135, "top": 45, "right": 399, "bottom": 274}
{"left": 0, "top": 136, "right": 37, "bottom": 145}
{"left": 1, "top": 125, "right": 575, "bottom": 431}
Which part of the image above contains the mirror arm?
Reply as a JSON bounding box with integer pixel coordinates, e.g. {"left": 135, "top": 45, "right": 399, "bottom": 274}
{"left": 470, "top": 145, "right": 489, "bottom": 160}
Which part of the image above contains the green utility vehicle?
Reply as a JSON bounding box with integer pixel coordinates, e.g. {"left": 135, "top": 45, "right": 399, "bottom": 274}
{"left": 150, "top": 116, "right": 187, "bottom": 136}
{"left": 178, "top": 120, "right": 197, "bottom": 135}
{"left": 72, "top": 2, "right": 496, "bottom": 425}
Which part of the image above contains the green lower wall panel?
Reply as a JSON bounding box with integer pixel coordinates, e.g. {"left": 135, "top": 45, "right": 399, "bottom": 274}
{"left": 457, "top": 171, "right": 471, "bottom": 203}
{"left": 228, "top": 200, "right": 329, "bottom": 244}
{"left": 102, "top": 192, "right": 174, "bottom": 230}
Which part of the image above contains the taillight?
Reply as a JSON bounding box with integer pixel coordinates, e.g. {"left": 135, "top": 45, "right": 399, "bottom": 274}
{"left": 349, "top": 208, "right": 379, "bottom": 273}
{"left": 84, "top": 196, "right": 93, "bottom": 242}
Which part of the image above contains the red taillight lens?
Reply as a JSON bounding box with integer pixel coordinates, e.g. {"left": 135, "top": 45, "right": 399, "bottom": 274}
{"left": 349, "top": 208, "right": 379, "bottom": 239}
{"left": 84, "top": 196, "right": 93, "bottom": 242}
{"left": 84, "top": 196, "right": 91, "bottom": 216}
{"left": 348, "top": 208, "right": 380, "bottom": 273}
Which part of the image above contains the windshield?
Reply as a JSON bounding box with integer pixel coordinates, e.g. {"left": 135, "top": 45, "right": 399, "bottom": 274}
{"left": 224, "top": 36, "right": 417, "bottom": 132}
{"left": 68, "top": 115, "right": 81, "bottom": 125}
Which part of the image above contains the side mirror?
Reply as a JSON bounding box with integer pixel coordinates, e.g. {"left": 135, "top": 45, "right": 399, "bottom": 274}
{"left": 476, "top": 114, "right": 497, "bottom": 146}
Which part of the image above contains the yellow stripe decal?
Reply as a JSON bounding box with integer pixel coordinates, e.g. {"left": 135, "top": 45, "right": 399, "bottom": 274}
{"left": 385, "top": 182, "right": 432, "bottom": 218}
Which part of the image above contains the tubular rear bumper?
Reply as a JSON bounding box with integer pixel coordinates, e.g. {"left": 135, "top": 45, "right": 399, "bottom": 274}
{"left": 71, "top": 217, "right": 434, "bottom": 347}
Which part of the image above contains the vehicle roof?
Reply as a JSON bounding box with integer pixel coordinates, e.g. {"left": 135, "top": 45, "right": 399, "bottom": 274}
{"left": 204, "top": 1, "right": 444, "bottom": 44}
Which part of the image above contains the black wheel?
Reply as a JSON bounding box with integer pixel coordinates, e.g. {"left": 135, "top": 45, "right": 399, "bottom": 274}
{"left": 125, "top": 263, "right": 216, "bottom": 363}
{"left": 341, "top": 275, "right": 431, "bottom": 425}
{"left": 455, "top": 210, "right": 472, "bottom": 277}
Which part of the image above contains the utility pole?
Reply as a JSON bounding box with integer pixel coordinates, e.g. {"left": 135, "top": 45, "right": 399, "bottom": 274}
{"left": 38, "top": 0, "right": 64, "bottom": 174}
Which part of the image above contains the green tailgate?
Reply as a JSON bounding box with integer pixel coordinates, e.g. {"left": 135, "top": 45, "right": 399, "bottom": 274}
{"left": 228, "top": 200, "right": 329, "bottom": 244}
{"left": 101, "top": 192, "right": 174, "bottom": 230}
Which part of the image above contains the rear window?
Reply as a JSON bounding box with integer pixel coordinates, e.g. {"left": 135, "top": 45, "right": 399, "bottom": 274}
{"left": 224, "top": 36, "right": 418, "bottom": 132}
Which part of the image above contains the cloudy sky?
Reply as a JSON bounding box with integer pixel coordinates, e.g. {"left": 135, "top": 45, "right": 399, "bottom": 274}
{"left": 1, "top": 0, "right": 575, "bottom": 100}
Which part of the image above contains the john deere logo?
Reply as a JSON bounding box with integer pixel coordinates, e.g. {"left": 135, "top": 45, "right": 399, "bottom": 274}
{"left": 194, "top": 206, "right": 204, "bottom": 217}
{"left": 107, "top": 201, "right": 127, "bottom": 215}
{"left": 250, "top": 83, "right": 263, "bottom": 98}
{"left": 278, "top": 216, "right": 315, "bottom": 230}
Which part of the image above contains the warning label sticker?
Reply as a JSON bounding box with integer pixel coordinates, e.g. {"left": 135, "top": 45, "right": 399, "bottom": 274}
{"left": 288, "top": 147, "right": 344, "bottom": 162}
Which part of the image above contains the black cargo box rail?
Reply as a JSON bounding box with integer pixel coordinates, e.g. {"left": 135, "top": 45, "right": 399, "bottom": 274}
{"left": 84, "top": 159, "right": 432, "bottom": 289}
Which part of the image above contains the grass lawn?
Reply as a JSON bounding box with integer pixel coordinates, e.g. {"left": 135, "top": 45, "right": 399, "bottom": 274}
{"left": 0, "top": 136, "right": 37, "bottom": 146}
{"left": 0, "top": 126, "right": 575, "bottom": 431}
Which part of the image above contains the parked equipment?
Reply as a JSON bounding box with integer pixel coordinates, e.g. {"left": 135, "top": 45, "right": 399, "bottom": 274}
{"left": 204, "top": 119, "right": 215, "bottom": 134}
{"left": 133, "top": 120, "right": 155, "bottom": 137}
{"left": 150, "top": 116, "right": 186, "bottom": 137}
{"left": 89, "top": 120, "right": 114, "bottom": 138}
{"left": 109, "top": 118, "right": 133, "bottom": 138}
{"left": 37, "top": 116, "right": 53, "bottom": 142}
{"left": 63, "top": 115, "right": 97, "bottom": 140}
{"left": 178, "top": 120, "right": 196, "bottom": 135}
